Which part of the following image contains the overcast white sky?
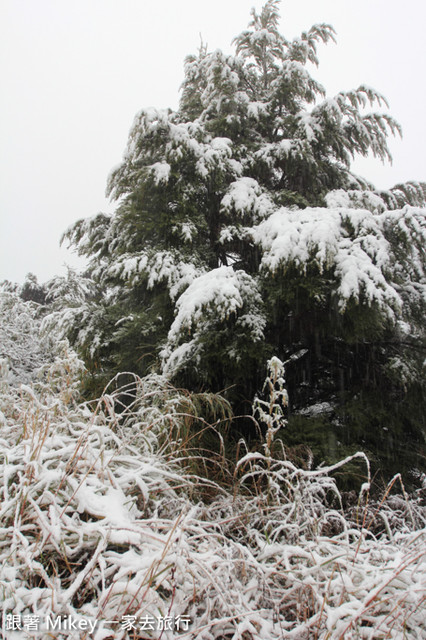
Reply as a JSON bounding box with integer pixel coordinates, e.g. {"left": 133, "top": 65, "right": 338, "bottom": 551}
{"left": 1, "top": 0, "right": 425, "bottom": 284}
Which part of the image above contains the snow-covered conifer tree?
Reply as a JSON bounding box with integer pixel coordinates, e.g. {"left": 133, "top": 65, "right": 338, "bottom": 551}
{"left": 62, "top": 0, "right": 425, "bottom": 478}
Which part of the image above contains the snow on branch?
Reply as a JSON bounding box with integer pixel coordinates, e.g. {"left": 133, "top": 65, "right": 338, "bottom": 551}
{"left": 251, "top": 205, "right": 416, "bottom": 316}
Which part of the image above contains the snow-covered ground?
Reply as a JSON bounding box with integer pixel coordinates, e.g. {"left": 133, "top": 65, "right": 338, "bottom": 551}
{"left": 0, "top": 289, "right": 425, "bottom": 639}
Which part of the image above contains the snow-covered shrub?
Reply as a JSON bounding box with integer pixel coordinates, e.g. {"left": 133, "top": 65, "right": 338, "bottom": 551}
{"left": 0, "top": 286, "right": 56, "bottom": 386}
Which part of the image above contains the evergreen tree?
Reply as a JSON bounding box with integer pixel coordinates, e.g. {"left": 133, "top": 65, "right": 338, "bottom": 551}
{"left": 62, "top": 0, "right": 426, "bottom": 479}
{"left": 20, "top": 273, "right": 47, "bottom": 305}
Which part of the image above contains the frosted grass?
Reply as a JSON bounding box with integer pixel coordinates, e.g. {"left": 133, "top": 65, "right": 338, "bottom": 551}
{"left": 0, "top": 351, "right": 425, "bottom": 639}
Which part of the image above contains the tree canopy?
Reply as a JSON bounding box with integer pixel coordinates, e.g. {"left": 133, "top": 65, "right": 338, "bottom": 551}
{"left": 60, "top": 0, "right": 426, "bottom": 481}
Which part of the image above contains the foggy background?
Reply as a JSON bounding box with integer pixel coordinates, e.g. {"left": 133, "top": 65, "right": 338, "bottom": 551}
{"left": 1, "top": 0, "right": 425, "bottom": 283}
